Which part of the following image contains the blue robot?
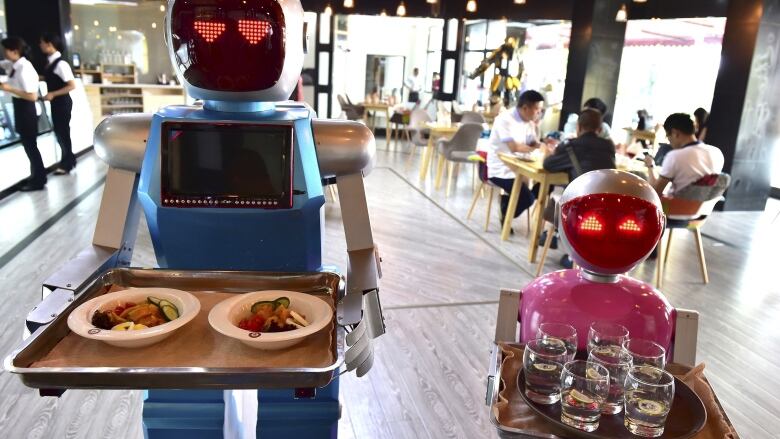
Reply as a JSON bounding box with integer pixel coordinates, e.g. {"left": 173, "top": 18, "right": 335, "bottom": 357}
{"left": 16, "top": 0, "right": 384, "bottom": 437}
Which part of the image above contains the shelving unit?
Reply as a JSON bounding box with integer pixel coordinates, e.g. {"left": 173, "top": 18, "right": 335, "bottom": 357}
{"left": 75, "top": 64, "right": 137, "bottom": 85}
{"left": 84, "top": 84, "right": 186, "bottom": 129}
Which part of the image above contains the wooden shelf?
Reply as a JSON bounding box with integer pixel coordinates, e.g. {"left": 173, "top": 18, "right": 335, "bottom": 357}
{"left": 102, "top": 104, "right": 144, "bottom": 109}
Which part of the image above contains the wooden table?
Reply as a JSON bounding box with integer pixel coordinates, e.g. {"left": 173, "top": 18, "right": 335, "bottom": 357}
{"left": 497, "top": 153, "right": 569, "bottom": 262}
{"left": 418, "top": 122, "right": 459, "bottom": 183}
{"left": 362, "top": 102, "right": 391, "bottom": 146}
{"left": 497, "top": 153, "right": 650, "bottom": 262}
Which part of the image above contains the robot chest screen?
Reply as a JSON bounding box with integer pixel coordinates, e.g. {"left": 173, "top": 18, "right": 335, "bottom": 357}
{"left": 160, "top": 121, "right": 294, "bottom": 209}
{"left": 170, "top": 0, "right": 286, "bottom": 92}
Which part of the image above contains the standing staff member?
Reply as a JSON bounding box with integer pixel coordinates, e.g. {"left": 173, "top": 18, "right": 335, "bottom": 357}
{"left": 40, "top": 32, "right": 76, "bottom": 174}
{"left": 0, "top": 37, "right": 45, "bottom": 191}
{"left": 404, "top": 67, "right": 422, "bottom": 104}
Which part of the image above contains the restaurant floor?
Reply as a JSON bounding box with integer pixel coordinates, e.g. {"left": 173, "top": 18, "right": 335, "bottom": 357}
{"left": 0, "top": 139, "right": 777, "bottom": 438}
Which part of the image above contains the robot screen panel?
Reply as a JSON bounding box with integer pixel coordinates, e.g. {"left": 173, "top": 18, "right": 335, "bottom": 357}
{"left": 161, "top": 122, "right": 294, "bottom": 209}
{"left": 170, "top": 0, "right": 285, "bottom": 92}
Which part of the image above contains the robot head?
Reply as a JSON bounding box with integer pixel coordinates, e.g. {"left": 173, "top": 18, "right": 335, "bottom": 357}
{"left": 558, "top": 170, "right": 665, "bottom": 277}
{"left": 166, "top": 0, "right": 304, "bottom": 102}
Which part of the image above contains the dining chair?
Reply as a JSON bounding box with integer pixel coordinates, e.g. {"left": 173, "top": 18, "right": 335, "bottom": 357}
{"left": 434, "top": 123, "right": 483, "bottom": 196}
{"left": 337, "top": 94, "right": 364, "bottom": 121}
{"left": 655, "top": 173, "right": 731, "bottom": 287}
{"left": 405, "top": 109, "right": 432, "bottom": 170}
{"left": 460, "top": 111, "right": 486, "bottom": 125}
{"left": 466, "top": 151, "right": 531, "bottom": 233}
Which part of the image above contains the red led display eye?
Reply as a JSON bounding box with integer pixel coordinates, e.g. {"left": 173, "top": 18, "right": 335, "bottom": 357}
{"left": 579, "top": 215, "right": 603, "bottom": 233}
{"left": 194, "top": 20, "right": 226, "bottom": 43}
{"left": 238, "top": 19, "right": 272, "bottom": 44}
{"left": 618, "top": 218, "right": 642, "bottom": 233}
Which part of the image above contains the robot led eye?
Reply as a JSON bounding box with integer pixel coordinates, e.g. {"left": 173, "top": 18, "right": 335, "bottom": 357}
{"left": 618, "top": 218, "right": 642, "bottom": 233}
{"left": 579, "top": 215, "right": 603, "bottom": 233}
{"left": 238, "top": 19, "right": 273, "bottom": 44}
{"left": 194, "top": 20, "right": 226, "bottom": 43}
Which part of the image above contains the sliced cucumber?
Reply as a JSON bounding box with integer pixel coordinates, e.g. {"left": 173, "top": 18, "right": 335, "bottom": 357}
{"left": 273, "top": 297, "right": 290, "bottom": 309}
{"left": 251, "top": 301, "right": 275, "bottom": 314}
{"left": 161, "top": 304, "right": 179, "bottom": 321}
{"left": 147, "top": 296, "right": 162, "bottom": 306}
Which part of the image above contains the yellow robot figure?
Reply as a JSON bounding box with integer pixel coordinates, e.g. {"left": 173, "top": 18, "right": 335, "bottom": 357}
{"left": 469, "top": 37, "right": 524, "bottom": 107}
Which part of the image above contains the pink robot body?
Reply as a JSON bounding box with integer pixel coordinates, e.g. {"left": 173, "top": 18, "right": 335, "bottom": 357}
{"left": 519, "top": 270, "right": 675, "bottom": 353}
{"left": 519, "top": 170, "right": 675, "bottom": 356}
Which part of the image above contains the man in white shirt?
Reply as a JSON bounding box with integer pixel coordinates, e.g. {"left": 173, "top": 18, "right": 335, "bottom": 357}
{"left": 486, "top": 89, "right": 545, "bottom": 225}
{"left": 404, "top": 67, "right": 422, "bottom": 103}
{"left": 644, "top": 113, "right": 724, "bottom": 196}
{"left": 40, "top": 32, "right": 77, "bottom": 174}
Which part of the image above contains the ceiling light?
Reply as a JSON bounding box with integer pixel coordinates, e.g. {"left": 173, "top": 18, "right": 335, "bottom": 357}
{"left": 466, "top": 0, "right": 477, "bottom": 13}
{"left": 94, "top": 20, "right": 100, "bottom": 26}
{"left": 615, "top": 4, "right": 627, "bottom": 22}
{"left": 380, "top": 9, "right": 387, "bottom": 16}
{"left": 633, "top": 0, "right": 647, "bottom": 2}
{"left": 160, "top": 4, "right": 166, "bottom": 12}
{"left": 427, "top": 0, "right": 437, "bottom": 3}
{"left": 109, "top": 26, "right": 117, "bottom": 32}
{"left": 74, "top": 25, "right": 80, "bottom": 31}
{"left": 117, "top": 35, "right": 123, "bottom": 40}
{"left": 397, "top": 1, "right": 406, "bottom": 16}
{"left": 343, "top": 0, "right": 354, "bottom": 8}
{"left": 152, "top": 22, "right": 157, "bottom": 29}
{"left": 514, "top": 0, "right": 526, "bottom": 4}
{"left": 324, "top": 4, "right": 333, "bottom": 14}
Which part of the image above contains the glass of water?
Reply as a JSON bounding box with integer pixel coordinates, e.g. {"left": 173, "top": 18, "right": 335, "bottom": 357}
{"left": 537, "top": 323, "right": 578, "bottom": 361}
{"left": 624, "top": 365, "right": 675, "bottom": 437}
{"left": 587, "top": 321, "right": 629, "bottom": 352}
{"left": 623, "top": 339, "right": 666, "bottom": 369}
{"left": 523, "top": 338, "right": 568, "bottom": 404}
{"left": 560, "top": 360, "right": 610, "bottom": 432}
{"left": 589, "top": 345, "right": 633, "bottom": 414}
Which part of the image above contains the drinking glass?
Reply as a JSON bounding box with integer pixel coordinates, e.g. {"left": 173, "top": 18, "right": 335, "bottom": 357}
{"left": 589, "top": 345, "right": 633, "bottom": 414}
{"left": 624, "top": 365, "right": 675, "bottom": 437}
{"left": 560, "top": 360, "right": 610, "bottom": 432}
{"left": 537, "top": 323, "right": 578, "bottom": 361}
{"left": 587, "top": 321, "right": 629, "bottom": 352}
{"left": 523, "top": 338, "right": 568, "bottom": 404}
{"left": 623, "top": 339, "right": 666, "bottom": 369}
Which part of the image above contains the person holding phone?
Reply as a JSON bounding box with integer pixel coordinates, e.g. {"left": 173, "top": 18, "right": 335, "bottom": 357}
{"left": 40, "top": 32, "right": 77, "bottom": 174}
{"left": 1, "top": 36, "right": 45, "bottom": 191}
{"left": 484, "top": 89, "right": 544, "bottom": 228}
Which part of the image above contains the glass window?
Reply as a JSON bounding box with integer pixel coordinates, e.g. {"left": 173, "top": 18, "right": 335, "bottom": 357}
{"left": 466, "top": 21, "right": 487, "bottom": 51}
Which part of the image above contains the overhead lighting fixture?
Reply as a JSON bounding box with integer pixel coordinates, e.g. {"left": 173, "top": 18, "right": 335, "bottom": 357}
{"left": 633, "top": 0, "right": 647, "bottom": 2}
{"left": 427, "top": 0, "right": 437, "bottom": 4}
{"left": 514, "top": 0, "right": 526, "bottom": 4}
{"left": 94, "top": 20, "right": 100, "bottom": 26}
{"left": 343, "top": 0, "right": 354, "bottom": 8}
{"left": 152, "top": 22, "right": 158, "bottom": 29}
{"left": 397, "top": 1, "right": 406, "bottom": 16}
{"left": 109, "top": 26, "right": 117, "bottom": 32}
{"left": 74, "top": 25, "right": 80, "bottom": 30}
{"left": 117, "top": 35, "right": 123, "bottom": 40}
{"left": 71, "top": 0, "right": 138, "bottom": 5}
{"left": 324, "top": 4, "right": 333, "bottom": 14}
{"left": 466, "top": 0, "right": 477, "bottom": 12}
{"left": 380, "top": 9, "right": 387, "bottom": 16}
{"left": 160, "top": 4, "right": 166, "bottom": 12}
{"left": 615, "top": 4, "right": 628, "bottom": 22}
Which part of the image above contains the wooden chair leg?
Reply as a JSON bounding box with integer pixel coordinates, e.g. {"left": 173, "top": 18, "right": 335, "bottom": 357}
{"left": 693, "top": 227, "right": 709, "bottom": 284}
{"left": 655, "top": 230, "right": 665, "bottom": 289}
{"left": 405, "top": 145, "right": 417, "bottom": 170}
{"left": 484, "top": 186, "right": 495, "bottom": 231}
{"left": 536, "top": 223, "right": 556, "bottom": 277}
{"left": 446, "top": 162, "right": 456, "bottom": 197}
{"left": 526, "top": 204, "right": 533, "bottom": 237}
{"left": 467, "top": 182, "right": 484, "bottom": 220}
{"left": 434, "top": 154, "right": 446, "bottom": 190}
{"left": 663, "top": 228, "right": 673, "bottom": 269}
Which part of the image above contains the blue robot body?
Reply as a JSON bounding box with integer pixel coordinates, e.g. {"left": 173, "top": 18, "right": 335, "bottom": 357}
{"left": 138, "top": 105, "right": 325, "bottom": 271}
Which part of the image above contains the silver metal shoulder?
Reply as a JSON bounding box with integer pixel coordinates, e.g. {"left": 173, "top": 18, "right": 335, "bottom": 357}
{"left": 312, "top": 119, "right": 376, "bottom": 178}
{"left": 93, "top": 113, "right": 153, "bottom": 173}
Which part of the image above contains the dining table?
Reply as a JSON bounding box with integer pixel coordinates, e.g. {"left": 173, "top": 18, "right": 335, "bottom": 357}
{"left": 362, "top": 102, "right": 392, "bottom": 146}
{"left": 497, "top": 151, "right": 649, "bottom": 263}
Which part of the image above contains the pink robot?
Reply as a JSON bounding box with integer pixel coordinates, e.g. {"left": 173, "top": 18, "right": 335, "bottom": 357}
{"left": 519, "top": 169, "right": 675, "bottom": 355}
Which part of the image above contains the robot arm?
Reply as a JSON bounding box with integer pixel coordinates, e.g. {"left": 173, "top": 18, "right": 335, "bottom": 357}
{"left": 26, "top": 114, "right": 150, "bottom": 335}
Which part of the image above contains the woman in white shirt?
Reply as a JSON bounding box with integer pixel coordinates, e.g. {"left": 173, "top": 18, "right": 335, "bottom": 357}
{"left": 1, "top": 37, "right": 45, "bottom": 191}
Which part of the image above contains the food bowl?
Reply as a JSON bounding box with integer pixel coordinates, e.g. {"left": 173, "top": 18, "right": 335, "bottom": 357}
{"left": 208, "top": 290, "right": 333, "bottom": 350}
{"left": 67, "top": 287, "right": 201, "bottom": 348}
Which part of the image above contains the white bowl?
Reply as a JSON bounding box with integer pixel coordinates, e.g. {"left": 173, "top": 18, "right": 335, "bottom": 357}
{"left": 208, "top": 290, "right": 333, "bottom": 350}
{"left": 67, "top": 287, "right": 201, "bottom": 348}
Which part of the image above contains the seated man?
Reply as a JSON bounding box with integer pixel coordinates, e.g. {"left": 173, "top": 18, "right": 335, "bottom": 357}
{"left": 541, "top": 109, "right": 616, "bottom": 267}
{"left": 644, "top": 113, "right": 724, "bottom": 197}
{"left": 485, "top": 90, "right": 545, "bottom": 227}
{"left": 543, "top": 108, "right": 616, "bottom": 181}
{"left": 562, "top": 97, "right": 613, "bottom": 140}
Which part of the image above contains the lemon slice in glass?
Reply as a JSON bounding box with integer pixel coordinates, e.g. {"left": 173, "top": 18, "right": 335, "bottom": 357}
{"left": 637, "top": 399, "right": 666, "bottom": 416}
{"left": 570, "top": 389, "right": 595, "bottom": 404}
{"left": 533, "top": 363, "right": 558, "bottom": 372}
{"left": 585, "top": 367, "right": 604, "bottom": 380}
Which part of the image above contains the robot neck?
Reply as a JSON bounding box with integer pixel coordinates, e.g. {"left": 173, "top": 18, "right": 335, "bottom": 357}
{"left": 204, "top": 100, "right": 277, "bottom": 113}
{"left": 580, "top": 269, "right": 620, "bottom": 284}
